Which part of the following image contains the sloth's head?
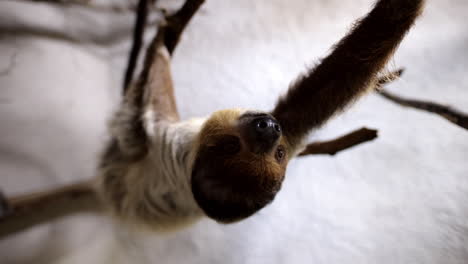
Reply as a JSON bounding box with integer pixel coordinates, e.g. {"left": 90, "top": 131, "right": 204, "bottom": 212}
{"left": 191, "top": 109, "right": 289, "bottom": 223}
{"left": 187, "top": 0, "right": 426, "bottom": 223}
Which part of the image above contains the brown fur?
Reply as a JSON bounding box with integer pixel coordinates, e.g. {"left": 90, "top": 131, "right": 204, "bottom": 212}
{"left": 192, "top": 109, "right": 287, "bottom": 222}
{"left": 193, "top": 0, "right": 426, "bottom": 222}
{"left": 0, "top": 0, "right": 426, "bottom": 236}
{"left": 272, "top": 0, "right": 425, "bottom": 149}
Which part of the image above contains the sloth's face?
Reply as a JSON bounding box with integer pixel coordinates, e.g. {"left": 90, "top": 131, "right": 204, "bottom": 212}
{"left": 191, "top": 109, "right": 289, "bottom": 223}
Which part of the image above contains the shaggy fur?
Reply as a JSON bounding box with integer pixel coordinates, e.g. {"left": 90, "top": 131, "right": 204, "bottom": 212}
{"left": 97, "top": 0, "right": 425, "bottom": 231}
{"left": 1, "top": 0, "right": 427, "bottom": 256}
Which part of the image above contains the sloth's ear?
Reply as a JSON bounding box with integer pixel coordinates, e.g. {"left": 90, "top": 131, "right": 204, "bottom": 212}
{"left": 271, "top": 0, "right": 425, "bottom": 150}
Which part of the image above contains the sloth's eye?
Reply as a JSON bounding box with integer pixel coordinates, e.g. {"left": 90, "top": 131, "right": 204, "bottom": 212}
{"left": 275, "top": 146, "right": 285, "bottom": 162}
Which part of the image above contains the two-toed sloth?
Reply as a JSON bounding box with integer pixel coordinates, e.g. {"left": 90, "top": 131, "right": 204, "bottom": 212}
{"left": 0, "top": 0, "right": 426, "bottom": 236}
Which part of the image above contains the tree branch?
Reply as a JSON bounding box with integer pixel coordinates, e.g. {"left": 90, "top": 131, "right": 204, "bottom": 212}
{"left": 13, "top": 0, "right": 139, "bottom": 13}
{"left": 0, "top": 180, "right": 100, "bottom": 238}
{"left": 124, "top": 0, "right": 204, "bottom": 94}
{"left": 164, "top": 0, "right": 205, "bottom": 55}
{"left": 298, "top": 127, "right": 378, "bottom": 156}
{"left": 123, "top": 0, "right": 151, "bottom": 92}
{"left": 377, "top": 69, "right": 468, "bottom": 130}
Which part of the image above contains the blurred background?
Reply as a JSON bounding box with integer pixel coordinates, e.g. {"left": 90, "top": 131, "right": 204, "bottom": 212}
{"left": 0, "top": 0, "right": 467, "bottom": 263}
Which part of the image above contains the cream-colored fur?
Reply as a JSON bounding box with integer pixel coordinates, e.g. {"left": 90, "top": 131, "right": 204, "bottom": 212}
{"left": 98, "top": 111, "right": 207, "bottom": 232}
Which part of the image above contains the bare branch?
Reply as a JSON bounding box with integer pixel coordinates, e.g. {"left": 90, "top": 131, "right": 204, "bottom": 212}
{"left": 298, "top": 127, "right": 378, "bottom": 156}
{"left": 123, "top": 0, "right": 151, "bottom": 92}
{"left": 123, "top": 0, "right": 204, "bottom": 94}
{"left": 164, "top": 0, "right": 205, "bottom": 55}
{"left": 21, "top": 0, "right": 93, "bottom": 4}
{"left": 377, "top": 69, "right": 468, "bottom": 130}
{"left": 143, "top": 0, "right": 206, "bottom": 70}
{"left": 0, "top": 180, "right": 100, "bottom": 238}
{"left": 13, "top": 0, "right": 138, "bottom": 13}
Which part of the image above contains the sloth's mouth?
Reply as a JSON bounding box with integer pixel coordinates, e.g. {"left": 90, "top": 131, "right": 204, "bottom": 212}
{"left": 191, "top": 153, "right": 285, "bottom": 223}
{"left": 191, "top": 173, "right": 283, "bottom": 223}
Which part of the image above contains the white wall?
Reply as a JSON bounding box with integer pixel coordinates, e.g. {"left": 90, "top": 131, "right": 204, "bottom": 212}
{"left": 1, "top": 0, "right": 467, "bottom": 263}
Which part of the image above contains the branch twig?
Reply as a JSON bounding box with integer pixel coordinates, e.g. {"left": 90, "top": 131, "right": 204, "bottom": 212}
{"left": 377, "top": 69, "right": 468, "bottom": 130}
{"left": 298, "top": 127, "right": 378, "bottom": 156}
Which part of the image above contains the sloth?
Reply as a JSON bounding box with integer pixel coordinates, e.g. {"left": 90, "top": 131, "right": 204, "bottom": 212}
{"left": 0, "top": 0, "right": 425, "bottom": 236}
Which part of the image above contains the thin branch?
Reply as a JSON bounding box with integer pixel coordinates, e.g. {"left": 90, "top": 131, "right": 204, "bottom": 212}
{"left": 0, "top": 192, "right": 9, "bottom": 220}
{"left": 124, "top": 0, "right": 204, "bottom": 94}
{"left": 1, "top": 15, "right": 163, "bottom": 46}
{"left": 13, "top": 0, "right": 138, "bottom": 13}
{"left": 164, "top": 0, "right": 205, "bottom": 55}
{"left": 133, "top": 0, "right": 204, "bottom": 88}
{"left": 377, "top": 69, "right": 468, "bottom": 130}
{"left": 123, "top": 0, "right": 151, "bottom": 93}
{"left": 298, "top": 127, "right": 378, "bottom": 156}
{"left": 0, "top": 180, "right": 100, "bottom": 238}
{"left": 21, "top": 0, "right": 93, "bottom": 4}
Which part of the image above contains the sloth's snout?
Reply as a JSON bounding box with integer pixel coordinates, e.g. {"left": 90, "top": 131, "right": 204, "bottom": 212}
{"left": 247, "top": 116, "right": 281, "bottom": 153}
{"left": 192, "top": 111, "right": 287, "bottom": 223}
{"left": 254, "top": 117, "right": 281, "bottom": 135}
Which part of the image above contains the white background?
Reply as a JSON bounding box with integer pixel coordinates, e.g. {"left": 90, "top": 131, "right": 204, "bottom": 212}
{"left": 1, "top": 0, "right": 467, "bottom": 263}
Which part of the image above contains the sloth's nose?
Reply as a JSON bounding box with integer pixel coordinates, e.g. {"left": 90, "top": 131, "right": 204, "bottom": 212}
{"left": 249, "top": 117, "right": 281, "bottom": 153}
{"left": 254, "top": 117, "right": 281, "bottom": 135}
